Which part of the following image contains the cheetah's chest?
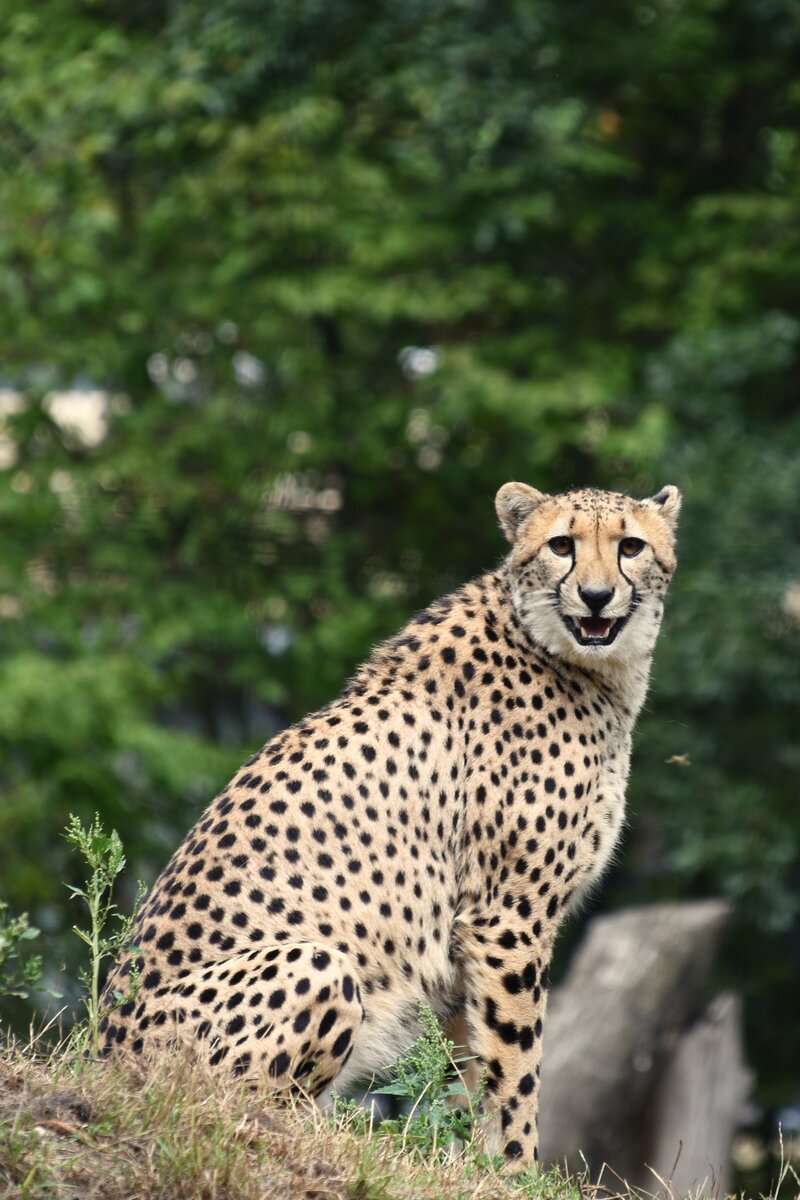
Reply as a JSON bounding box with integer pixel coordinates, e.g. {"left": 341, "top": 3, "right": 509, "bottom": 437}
{"left": 576, "top": 725, "right": 633, "bottom": 891}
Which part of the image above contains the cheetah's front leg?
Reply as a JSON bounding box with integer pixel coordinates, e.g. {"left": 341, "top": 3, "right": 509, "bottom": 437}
{"left": 460, "top": 928, "right": 552, "bottom": 1166}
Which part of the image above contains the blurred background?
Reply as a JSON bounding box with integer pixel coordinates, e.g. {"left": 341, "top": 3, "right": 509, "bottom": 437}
{"left": 0, "top": 0, "right": 798, "bottom": 1184}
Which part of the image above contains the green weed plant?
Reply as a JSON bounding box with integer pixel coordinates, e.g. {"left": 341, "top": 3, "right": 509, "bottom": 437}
{"left": 334, "top": 1003, "right": 489, "bottom": 1164}
{"left": 0, "top": 903, "right": 44, "bottom": 1002}
{"left": 64, "top": 813, "right": 146, "bottom": 1056}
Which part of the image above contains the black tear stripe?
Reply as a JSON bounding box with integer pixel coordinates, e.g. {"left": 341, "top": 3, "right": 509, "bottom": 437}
{"left": 554, "top": 557, "right": 576, "bottom": 603}
{"left": 618, "top": 559, "right": 636, "bottom": 591}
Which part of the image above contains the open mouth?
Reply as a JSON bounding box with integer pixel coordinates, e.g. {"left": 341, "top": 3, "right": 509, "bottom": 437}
{"left": 564, "top": 615, "right": 627, "bottom": 647}
{"left": 580, "top": 617, "right": 614, "bottom": 639}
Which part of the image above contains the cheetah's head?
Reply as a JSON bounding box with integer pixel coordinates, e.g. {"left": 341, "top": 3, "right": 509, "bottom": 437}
{"left": 496, "top": 483, "right": 681, "bottom": 668}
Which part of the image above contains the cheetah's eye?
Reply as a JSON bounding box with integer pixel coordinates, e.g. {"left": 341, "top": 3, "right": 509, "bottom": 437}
{"left": 620, "top": 537, "right": 646, "bottom": 558}
{"left": 548, "top": 536, "right": 574, "bottom": 558}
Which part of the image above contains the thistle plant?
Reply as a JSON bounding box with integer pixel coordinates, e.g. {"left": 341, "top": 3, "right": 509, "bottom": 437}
{"left": 64, "top": 813, "right": 146, "bottom": 1056}
{"left": 372, "top": 1002, "right": 486, "bottom": 1158}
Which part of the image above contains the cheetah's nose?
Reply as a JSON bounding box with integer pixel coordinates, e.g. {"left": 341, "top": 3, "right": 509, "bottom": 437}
{"left": 578, "top": 586, "right": 614, "bottom": 615}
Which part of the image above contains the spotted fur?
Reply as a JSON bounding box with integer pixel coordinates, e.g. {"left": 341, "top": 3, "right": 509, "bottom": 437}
{"left": 100, "top": 482, "right": 681, "bottom": 1165}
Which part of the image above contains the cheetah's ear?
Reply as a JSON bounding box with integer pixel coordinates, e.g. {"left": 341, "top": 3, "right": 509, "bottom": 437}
{"left": 496, "top": 482, "right": 548, "bottom": 544}
{"left": 642, "top": 484, "right": 682, "bottom": 530}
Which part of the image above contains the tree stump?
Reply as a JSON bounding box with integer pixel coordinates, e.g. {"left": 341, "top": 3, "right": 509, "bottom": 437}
{"left": 645, "top": 992, "right": 752, "bottom": 1198}
{"left": 538, "top": 900, "right": 748, "bottom": 1192}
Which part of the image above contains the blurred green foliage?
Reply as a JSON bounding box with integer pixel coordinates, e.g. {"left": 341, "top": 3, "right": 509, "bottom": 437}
{"left": 0, "top": 0, "right": 798, "bottom": 1104}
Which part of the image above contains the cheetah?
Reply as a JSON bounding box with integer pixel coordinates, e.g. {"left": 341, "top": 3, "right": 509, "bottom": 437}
{"left": 100, "top": 481, "right": 681, "bottom": 1166}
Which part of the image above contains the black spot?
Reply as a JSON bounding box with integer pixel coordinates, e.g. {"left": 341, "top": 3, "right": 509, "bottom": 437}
{"left": 293, "top": 1009, "right": 311, "bottom": 1033}
{"left": 332, "top": 1028, "right": 352, "bottom": 1057}
{"left": 269, "top": 1050, "right": 291, "bottom": 1077}
{"left": 318, "top": 1007, "right": 338, "bottom": 1038}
